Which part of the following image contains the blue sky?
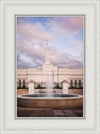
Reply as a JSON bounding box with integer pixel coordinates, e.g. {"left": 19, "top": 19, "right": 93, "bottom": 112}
{"left": 17, "top": 16, "right": 84, "bottom": 69}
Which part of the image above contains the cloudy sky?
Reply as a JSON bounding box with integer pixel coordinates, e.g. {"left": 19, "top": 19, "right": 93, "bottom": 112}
{"left": 17, "top": 16, "right": 84, "bottom": 69}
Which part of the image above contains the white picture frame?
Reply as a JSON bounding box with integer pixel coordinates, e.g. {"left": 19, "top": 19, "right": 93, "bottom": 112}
{"left": 0, "top": 0, "right": 100, "bottom": 134}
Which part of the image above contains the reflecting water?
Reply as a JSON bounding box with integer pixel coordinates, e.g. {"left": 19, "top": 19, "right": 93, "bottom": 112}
{"left": 22, "top": 94, "right": 78, "bottom": 98}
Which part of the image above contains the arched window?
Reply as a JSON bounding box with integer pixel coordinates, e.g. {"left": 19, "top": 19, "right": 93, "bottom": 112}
{"left": 79, "top": 80, "right": 81, "bottom": 88}
{"left": 70, "top": 80, "right": 73, "bottom": 87}
{"left": 23, "top": 80, "right": 26, "bottom": 88}
{"left": 19, "top": 79, "right": 21, "bottom": 88}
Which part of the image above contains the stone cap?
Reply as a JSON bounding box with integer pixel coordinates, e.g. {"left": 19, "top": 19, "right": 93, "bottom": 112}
{"left": 29, "top": 80, "right": 34, "bottom": 83}
{"left": 63, "top": 80, "right": 69, "bottom": 83}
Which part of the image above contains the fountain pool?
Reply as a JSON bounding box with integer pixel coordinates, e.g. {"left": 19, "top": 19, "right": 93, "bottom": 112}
{"left": 17, "top": 93, "right": 83, "bottom": 108}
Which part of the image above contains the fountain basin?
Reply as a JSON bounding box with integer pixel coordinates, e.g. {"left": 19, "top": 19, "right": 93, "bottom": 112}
{"left": 17, "top": 94, "right": 83, "bottom": 108}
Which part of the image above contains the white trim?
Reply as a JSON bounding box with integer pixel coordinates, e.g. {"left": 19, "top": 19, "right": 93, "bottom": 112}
{"left": 0, "top": 0, "right": 100, "bottom": 134}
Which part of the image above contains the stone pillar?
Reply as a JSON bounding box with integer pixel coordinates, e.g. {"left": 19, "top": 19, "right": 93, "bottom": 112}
{"left": 62, "top": 80, "right": 69, "bottom": 94}
{"left": 21, "top": 79, "right": 23, "bottom": 88}
{"left": 28, "top": 80, "right": 35, "bottom": 94}
{"left": 73, "top": 80, "right": 75, "bottom": 88}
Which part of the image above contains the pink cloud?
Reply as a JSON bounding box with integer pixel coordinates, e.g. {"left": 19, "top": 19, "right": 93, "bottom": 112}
{"left": 70, "top": 17, "right": 83, "bottom": 30}
{"left": 17, "top": 22, "right": 53, "bottom": 41}
{"left": 17, "top": 39, "right": 45, "bottom": 61}
{"left": 47, "top": 17, "right": 83, "bottom": 36}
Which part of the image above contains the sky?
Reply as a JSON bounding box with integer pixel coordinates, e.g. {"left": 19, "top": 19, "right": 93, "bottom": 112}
{"left": 17, "top": 16, "right": 84, "bottom": 69}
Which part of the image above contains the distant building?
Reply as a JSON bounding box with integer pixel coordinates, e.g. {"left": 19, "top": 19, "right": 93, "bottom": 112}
{"left": 17, "top": 40, "right": 83, "bottom": 89}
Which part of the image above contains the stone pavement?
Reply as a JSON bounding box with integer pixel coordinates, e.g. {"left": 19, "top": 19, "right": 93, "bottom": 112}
{"left": 17, "top": 107, "right": 83, "bottom": 117}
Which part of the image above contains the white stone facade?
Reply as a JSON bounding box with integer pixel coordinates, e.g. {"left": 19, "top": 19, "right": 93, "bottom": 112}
{"left": 17, "top": 40, "right": 83, "bottom": 89}
{"left": 17, "top": 66, "right": 83, "bottom": 89}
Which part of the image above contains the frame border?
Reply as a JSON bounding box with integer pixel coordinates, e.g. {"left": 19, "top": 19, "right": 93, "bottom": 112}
{"left": 0, "top": 0, "right": 100, "bottom": 134}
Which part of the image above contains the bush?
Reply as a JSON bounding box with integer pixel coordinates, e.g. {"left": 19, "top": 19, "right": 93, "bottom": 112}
{"left": 38, "top": 90, "right": 46, "bottom": 93}
{"left": 35, "top": 86, "right": 46, "bottom": 89}
{"left": 42, "top": 91, "right": 46, "bottom": 93}
{"left": 53, "top": 85, "right": 62, "bottom": 89}
{"left": 39, "top": 90, "right": 42, "bottom": 93}
{"left": 53, "top": 90, "right": 56, "bottom": 93}
{"left": 68, "top": 87, "right": 83, "bottom": 89}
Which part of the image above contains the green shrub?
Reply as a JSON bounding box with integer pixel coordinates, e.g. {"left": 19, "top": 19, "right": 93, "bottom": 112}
{"left": 68, "top": 87, "right": 83, "bottom": 89}
{"left": 42, "top": 91, "right": 46, "bottom": 93}
{"left": 38, "top": 90, "right": 46, "bottom": 93}
{"left": 39, "top": 90, "right": 43, "bottom": 93}
{"left": 53, "top": 90, "right": 56, "bottom": 93}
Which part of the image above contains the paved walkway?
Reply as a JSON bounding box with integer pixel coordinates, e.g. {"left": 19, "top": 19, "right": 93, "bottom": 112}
{"left": 17, "top": 107, "right": 83, "bottom": 117}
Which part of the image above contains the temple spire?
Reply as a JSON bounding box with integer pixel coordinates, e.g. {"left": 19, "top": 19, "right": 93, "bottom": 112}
{"left": 45, "top": 39, "right": 50, "bottom": 64}
{"left": 46, "top": 39, "right": 48, "bottom": 46}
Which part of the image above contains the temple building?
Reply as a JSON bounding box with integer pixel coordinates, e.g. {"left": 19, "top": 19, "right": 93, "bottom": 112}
{"left": 17, "top": 40, "right": 83, "bottom": 89}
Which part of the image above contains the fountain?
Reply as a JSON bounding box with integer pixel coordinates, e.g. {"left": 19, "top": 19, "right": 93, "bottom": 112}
{"left": 46, "top": 76, "right": 53, "bottom": 97}
{"left": 17, "top": 78, "right": 83, "bottom": 108}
